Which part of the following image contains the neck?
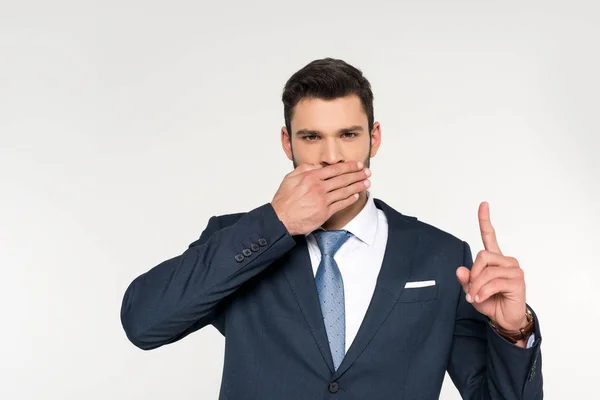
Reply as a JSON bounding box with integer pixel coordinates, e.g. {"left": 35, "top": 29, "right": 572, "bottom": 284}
{"left": 322, "top": 191, "right": 368, "bottom": 230}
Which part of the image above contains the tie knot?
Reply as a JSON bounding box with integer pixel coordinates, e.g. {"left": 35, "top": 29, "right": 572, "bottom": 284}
{"left": 313, "top": 230, "right": 350, "bottom": 256}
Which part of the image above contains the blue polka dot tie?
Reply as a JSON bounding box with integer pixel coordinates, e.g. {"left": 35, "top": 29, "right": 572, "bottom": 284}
{"left": 313, "top": 229, "right": 351, "bottom": 370}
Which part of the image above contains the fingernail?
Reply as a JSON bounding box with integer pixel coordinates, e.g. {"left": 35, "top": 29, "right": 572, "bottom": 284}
{"left": 357, "top": 161, "right": 363, "bottom": 169}
{"left": 364, "top": 179, "right": 371, "bottom": 188}
{"left": 466, "top": 293, "right": 472, "bottom": 303}
{"left": 474, "top": 295, "right": 480, "bottom": 303}
{"left": 365, "top": 168, "right": 371, "bottom": 177}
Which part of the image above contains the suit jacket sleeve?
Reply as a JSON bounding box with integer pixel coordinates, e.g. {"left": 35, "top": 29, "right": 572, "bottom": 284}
{"left": 120, "top": 203, "right": 297, "bottom": 350}
{"left": 446, "top": 241, "right": 543, "bottom": 399}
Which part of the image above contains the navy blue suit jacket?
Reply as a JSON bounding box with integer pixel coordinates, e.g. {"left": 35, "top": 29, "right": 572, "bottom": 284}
{"left": 120, "top": 199, "right": 543, "bottom": 399}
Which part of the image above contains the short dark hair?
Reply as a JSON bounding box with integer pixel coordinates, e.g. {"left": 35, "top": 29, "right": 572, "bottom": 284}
{"left": 282, "top": 58, "right": 374, "bottom": 135}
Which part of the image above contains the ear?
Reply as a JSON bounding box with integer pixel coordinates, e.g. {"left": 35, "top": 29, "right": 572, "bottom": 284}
{"left": 369, "top": 121, "right": 382, "bottom": 158}
{"left": 281, "top": 126, "right": 293, "bottom": 161}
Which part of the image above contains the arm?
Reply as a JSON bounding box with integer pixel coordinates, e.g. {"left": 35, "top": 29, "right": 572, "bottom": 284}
{"left": 119, "top": 203, "right": 297, "bottom": 350}
{"left": 447, "top": 241, "right": 543, "bottom": 399}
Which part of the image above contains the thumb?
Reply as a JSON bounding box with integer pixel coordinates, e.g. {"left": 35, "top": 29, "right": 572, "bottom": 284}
{"left": 456, "top": 266, "right": 471, "bottom": 293}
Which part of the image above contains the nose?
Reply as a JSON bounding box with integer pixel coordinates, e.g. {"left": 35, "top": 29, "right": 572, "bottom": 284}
{"left": 320, "top": 138, "right": 344, "bottom": 167}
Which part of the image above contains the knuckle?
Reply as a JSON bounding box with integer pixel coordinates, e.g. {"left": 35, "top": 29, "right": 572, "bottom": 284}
{"left": 304, "top": 168, "right": 317, "bottom": 178}
{"left": 482, "top": 281, "right": 495, "bottom": 295}
{"left": 319, "top": 184, "right": 328, "bottom": 196}
{"left": 319, "top": 196, "right": 328, "bottom": 208}
{"left": 478, "top": 286, "right": 489, "bottom": 299}
{"left": 344, "top": 184, "right": 354, "bottom": 196}
{"left": 345, "top": 172, "right": 356, "bottom": 184}
{"left": 475, "top": 285, "right": 484, "bottom": 297}
{"left": 302, "top": 177, "right": 318, "bottom": 191}
{"left": 296, "top": 164, "right": 309, "bottom": 173}
{"left": 312, "top": 181, "right": 325, "bottom": 194}
{"left": 299, "top": 174, "right": 310, "bottom": 185}
{"left": 478, "top": 268, "right": 490, "bottom": 280}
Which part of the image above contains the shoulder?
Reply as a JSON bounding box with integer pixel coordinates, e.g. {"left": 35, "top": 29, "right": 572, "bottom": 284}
{"left": 374, "top": 198, "right": 466, "bottom": 248}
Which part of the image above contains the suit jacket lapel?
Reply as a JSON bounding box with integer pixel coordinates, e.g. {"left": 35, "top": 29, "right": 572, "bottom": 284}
{"left": 282, "top": 235, "right": 335, "bottom": 374}
{"left": 333, "top": 199, "right": 421, "bottom": 378}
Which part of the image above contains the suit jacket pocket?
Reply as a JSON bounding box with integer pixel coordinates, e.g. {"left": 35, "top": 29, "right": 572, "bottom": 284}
{"left": 396, "top": 284, "right": 439, "bottom": 303}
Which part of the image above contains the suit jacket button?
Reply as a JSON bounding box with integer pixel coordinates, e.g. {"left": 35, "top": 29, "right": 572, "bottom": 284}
{"left": 250, "top": 243, "right": 260, "bottom": 252}
{"left": 234, "top": 254, "right": 244, "bottom": 262}
{"left": 242, "top": 248, "right": 252, "bottom": 257}
{"left": 258, "top": 238, "right": 267, "bottom": 246}
{"left": 328, "top": 381, "right": 339, "bottom": 393}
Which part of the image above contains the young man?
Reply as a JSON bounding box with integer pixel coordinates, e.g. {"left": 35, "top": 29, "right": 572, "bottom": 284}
{"left": 120, "top": 58, "right": 543, "bottom": 399}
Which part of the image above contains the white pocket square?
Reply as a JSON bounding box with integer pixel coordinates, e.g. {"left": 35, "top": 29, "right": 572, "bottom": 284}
{"left": 404, "top": 280, "right": 436, "bottom": 288}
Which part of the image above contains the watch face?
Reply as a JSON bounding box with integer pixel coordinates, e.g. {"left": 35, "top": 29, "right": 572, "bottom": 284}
{"left": 525, "top": 308, "right": 533, "bottom": 322}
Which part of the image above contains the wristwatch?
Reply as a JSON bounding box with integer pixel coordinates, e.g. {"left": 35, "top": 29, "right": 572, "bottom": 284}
{"left": 489, "top": 308, "right": 535, "bottom": 344}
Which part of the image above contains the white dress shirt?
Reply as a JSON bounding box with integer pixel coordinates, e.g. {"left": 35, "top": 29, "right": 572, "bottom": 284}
{"left": 305, "top": 191, "right": 535, "bottom": 352}
{"left": 306, "top": 191, "right": 387, "bottom": 352}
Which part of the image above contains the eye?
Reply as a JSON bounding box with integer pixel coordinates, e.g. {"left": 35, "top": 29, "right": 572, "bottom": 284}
{"left": 303, "top": 135, "right": 319, "bottom": 141}
{"left": 343, "top": 132, "right": 357, "bottom": 138}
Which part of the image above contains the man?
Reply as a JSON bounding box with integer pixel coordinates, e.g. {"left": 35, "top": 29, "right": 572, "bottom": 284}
{"left": 120, "top": 58, "right": 543, "bottom": 399}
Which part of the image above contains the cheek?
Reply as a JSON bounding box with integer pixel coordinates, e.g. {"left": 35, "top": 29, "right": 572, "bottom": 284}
{"left": 347, "top": 137, "right": 371, "bottom": 158}
{"left": 290, "top": 139, "right": 317, "bottom": 163}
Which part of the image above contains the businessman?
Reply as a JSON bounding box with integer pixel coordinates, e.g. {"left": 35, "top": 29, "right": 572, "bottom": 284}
{"left": 120, "top": 58, "right": 543, "bottom": 399}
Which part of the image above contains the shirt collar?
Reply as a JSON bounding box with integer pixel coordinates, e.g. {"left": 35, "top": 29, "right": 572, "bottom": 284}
{"left": 342, "top": 190, "right": 378, "bottom": 246}
{"left": 308, "top": 191, "right": 378, "bottom": 247}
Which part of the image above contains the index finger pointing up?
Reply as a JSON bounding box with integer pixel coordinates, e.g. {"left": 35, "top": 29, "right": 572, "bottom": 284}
{"left": 479, "top": 201, "right": 502, "bottom": 254}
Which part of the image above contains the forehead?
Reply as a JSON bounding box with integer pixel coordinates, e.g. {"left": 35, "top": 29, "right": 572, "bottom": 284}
{"left": 290, "top": 94, "right": 367, "bottom": 132}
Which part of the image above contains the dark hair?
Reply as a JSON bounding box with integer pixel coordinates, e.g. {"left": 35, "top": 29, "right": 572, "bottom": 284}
{"left": 282, "top": 58, "right": 374, "bottom": 135}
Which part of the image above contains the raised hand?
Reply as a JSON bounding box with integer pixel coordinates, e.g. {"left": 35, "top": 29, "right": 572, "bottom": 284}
{"left": 271, "top": 161, "right": 370, "bottom": 236}
{"left": 456, "top": 202, "right": 528, "bottom": 332}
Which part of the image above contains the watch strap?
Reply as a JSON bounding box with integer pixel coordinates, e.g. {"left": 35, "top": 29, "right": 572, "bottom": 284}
{"left": 490, "top": 308, "right": 535, "bottom": 344}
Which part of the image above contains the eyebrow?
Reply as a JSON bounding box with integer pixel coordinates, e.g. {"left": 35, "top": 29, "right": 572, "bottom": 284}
{"left": 295, "top": 125, "right": 364, "bottom": 136}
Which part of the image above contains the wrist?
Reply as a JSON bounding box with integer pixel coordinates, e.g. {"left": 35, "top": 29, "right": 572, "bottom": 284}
{"left": 271, "top": 204, "right": 297, "bottom": 236}
{"left": 490, "top": 307, "right": 535, "bottom": 344}
{"left": 284, "top": 222, "right": 299, "bottom": 236}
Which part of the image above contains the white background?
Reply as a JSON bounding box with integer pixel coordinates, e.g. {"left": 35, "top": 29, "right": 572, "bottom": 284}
{"left": 1, "top": 1, "right": 599, "bottom": 399}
